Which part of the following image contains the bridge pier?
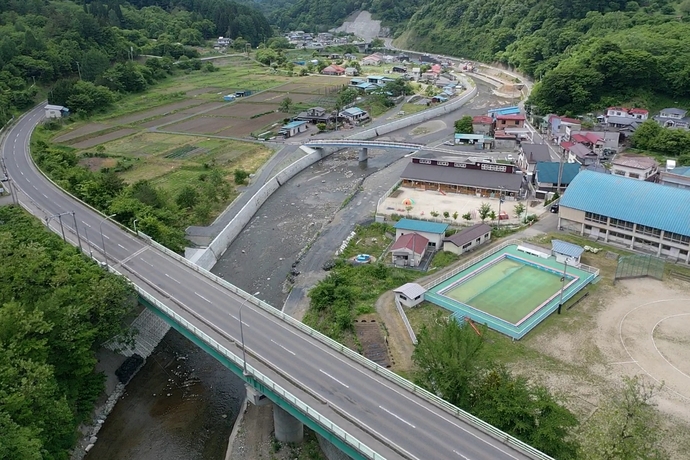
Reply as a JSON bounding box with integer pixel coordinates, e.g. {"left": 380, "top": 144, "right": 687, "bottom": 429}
{"left": 273, "top": 404, "right": 304, "bottom": 443}
{"left": 358, "top": 147, "right": 368, "bottom": 164}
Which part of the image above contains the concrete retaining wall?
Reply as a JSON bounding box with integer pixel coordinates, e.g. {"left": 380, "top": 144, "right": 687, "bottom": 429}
{"left": 192, "top": 83, "right": 478, "bottom": 270}
{"left": 316, "top": 433, "right": 354, "bottom": 460}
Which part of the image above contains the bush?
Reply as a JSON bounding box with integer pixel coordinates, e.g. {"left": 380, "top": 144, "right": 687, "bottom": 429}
{"left": 234, "top": 169, "right": 249, "bottom": 185}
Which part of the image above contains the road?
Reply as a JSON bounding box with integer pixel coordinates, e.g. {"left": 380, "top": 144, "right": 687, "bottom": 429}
{"left": 2, "top": 106, "right": 539, "bottom": 460}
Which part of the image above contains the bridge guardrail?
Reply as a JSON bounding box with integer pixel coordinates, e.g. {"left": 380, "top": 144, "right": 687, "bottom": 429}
{"left": 139, "top": 235, "right": 553, "bottom": 460}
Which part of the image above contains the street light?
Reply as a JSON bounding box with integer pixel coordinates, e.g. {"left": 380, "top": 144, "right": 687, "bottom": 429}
{"left": 46, "top": 211, "right": 82, "bottom": 251}
{"left": 557, "top": 260, "right": 568, "bottom": 315}
{"left": 497, "top": 186, "right": 505, "bottom": 228}
{"left": 99, "top": 214, "right": 117, "bottom": 268}
{"left": 133, "top": 218, "right": 139, "bottom": 235}
{"left": 239, "top": 291, "right": 260, "bottom": 377}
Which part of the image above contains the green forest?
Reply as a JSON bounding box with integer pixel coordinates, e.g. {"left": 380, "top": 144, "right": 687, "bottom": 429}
{"left": 0, "top": 0, "right": 272, "bottom": 126}
{"left": 0, "top": 206, "right": 138, "bottom": 459}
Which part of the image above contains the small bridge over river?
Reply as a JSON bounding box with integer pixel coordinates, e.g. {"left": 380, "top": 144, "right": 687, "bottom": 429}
{"left": 303, "top": 139, "right": 468, "bottom": 161}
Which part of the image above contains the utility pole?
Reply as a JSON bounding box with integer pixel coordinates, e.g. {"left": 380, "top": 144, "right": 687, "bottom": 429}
{"left": 557, "top": 260, "right": 568, "bottom": 315}
{"left": 76, "top": 61, "right": 82, "bottom": 80}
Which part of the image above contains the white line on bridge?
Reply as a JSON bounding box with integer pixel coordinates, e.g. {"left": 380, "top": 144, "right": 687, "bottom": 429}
{"left": 194, "top": 292, "right": 212, "bottom": 304}
{"left": 453, "top": 450, "right": 471, "bottom": 459}
{"left": 102, "top": 234, "right": 110, "bottom": 240}
{"left": 82, "top": 221, "right": 92, "bottom": 228}
{"left": 379, "top": 405, "right": 415, "bottom": 429}
{"left": 120, "top": 247, "right": 148, "bottom": 266}
{"left": 165, "top": 273, "right": 181, "bottom": 284}
{"left": 140, "top": 258, "right": 154, "bottom": 268}
{"left": 117, "top": 243, "right": 127, "bottom": 250}
{"left": 271, "top": 339, "right": 296, "bottom": 356}
{"left": 319, "top": 369, "right": 349, "bottom": 388}
{"left": 227, "top": 313, "right": 251, "bottom": 328}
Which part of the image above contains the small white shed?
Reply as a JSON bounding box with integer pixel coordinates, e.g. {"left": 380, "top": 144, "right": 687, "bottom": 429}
{"left": 45, "top": 104, "right": 68, "bottom": 119}
{"left": 394, "top": 283, "right": 426, "bottom": 308}
{"left": 551, "top": 239, "right": 584, "bottom": 267}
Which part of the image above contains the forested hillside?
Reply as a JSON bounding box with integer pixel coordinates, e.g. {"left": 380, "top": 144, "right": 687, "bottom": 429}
{"left": 0, "top": 0, "right": 272, "bottom": 127}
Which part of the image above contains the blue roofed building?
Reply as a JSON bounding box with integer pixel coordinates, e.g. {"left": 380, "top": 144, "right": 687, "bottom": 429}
{"left": 535, "top": 162, "right": 581, "bottom": 192}
{"left": 394, "top": 218, "right": 449, "bottom": 249}
{"left": 339, "top": 107, "right": 370, "bottom": 124}
{"left": 659, "top": 165, "right": 690, "bottom": 190}
{"left": 278, "top": 120, "right": 308, "bottom": 138}
{"left": 558, "top": 170, "right": 690, "bottom": 262}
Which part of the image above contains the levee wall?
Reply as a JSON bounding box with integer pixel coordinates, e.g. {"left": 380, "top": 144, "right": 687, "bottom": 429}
{"left": 192, "top": 83, "right": 478, "bottom": 270}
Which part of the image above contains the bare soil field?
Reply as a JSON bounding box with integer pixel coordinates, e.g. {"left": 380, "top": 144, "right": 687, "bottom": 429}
{"left": 179, "top": 101, "right": 225, "bottom": 114}
{"left": 250, "top": 91, "right": 319, "bottom": 104}
{"left": 216, "top": 113, "right": 286, "bottom": 137}
{"left": 354, "top": 316, "right": 391, "bottom": 368}
{"left": 53, "top": 123, "right": 113, "bottom": 143}
{"left": 70, "top": 128, "right": 138, "bottom": 149}
{"left": 78, "top": 156, "right": 118, "bottom": 172}
{"left": 139, "top": 112, "right": 193, "bottom": 129}
{"left": 207, "top": 102, "right": 280, "bottom": 118}
{"left": 109, "top": 99, "right": 206, "bottom": 125}
{"left": 164, "top": 116, "right": 230, "bottom": 134}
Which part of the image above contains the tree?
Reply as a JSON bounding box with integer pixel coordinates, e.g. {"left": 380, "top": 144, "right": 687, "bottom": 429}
{"left": 413, "top": 313, "right": 486, "bottom": 408}
{"left": 279, "top": 96, "right": 293, "bottom": 113}
{"left": 478, "top": 203, "right": 492, "bottom": 222}
{"left": 176, "top": 185, "right": 198, "bottom": 209}
{"left": 579, "top": 377, "right": 670, "bottom": 460}
{"left": 234, "top": 169, "right": 249, "bottom": 185}
{"left": 462, "top": 212, "right": 472, "bottom": 222}
{"left": 488, "top": 210, "right": 497, "bottom": 222}
{"left": 454, "top": 115, "right": 474, "bottom": 134}
{"left": 514, "top": 203, "right": 526, "bottom": 222}
{"left": 452, "top": 211, "right": 458, "bottom": 221}
{"left": 370, "top": 38, "right": 384, "bottom": 48}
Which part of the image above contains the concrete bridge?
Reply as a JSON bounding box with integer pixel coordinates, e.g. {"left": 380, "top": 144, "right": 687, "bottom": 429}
{"left": 304, "top": 139, "right": 472, "bottom": 161}
{"left": 1, "top": 105, "right": 553, "bottom": 460}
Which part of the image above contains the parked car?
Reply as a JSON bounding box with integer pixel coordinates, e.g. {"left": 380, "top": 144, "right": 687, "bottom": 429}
{"left": 550, "top": 204, "right": 559, "bottom": 213}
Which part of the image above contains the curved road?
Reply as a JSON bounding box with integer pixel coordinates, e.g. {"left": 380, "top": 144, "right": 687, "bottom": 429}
{"left": 1, "top": 105, "right": 538, "bottom": 460}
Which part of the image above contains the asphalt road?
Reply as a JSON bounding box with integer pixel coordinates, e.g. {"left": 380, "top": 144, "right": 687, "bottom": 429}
{"left": 2, "top": 106, "right": 540, "bottom": 460}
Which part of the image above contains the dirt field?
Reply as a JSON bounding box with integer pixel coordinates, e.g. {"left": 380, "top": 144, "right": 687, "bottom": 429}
{"left": 215, "top": 113, "right": 286, "bottom": 137}
{"left": 79, "top": 156, "right": 118, "bottom": 172}
{"left": 179, "top": 101, "right": 225, "bottom": 114}
{"left": 70, "top": 128, "right": 138, "bottom": 149}
{"left": 207, "top": 102, "right": 280, "bottom": 118}
{"left": 139, "top": 112, "right": 193, "bottom": 129}
{"left": 186, "top": 87, "right": 222, "bottom": 96}
{"left": 250, "top": 91, "right": 320, "bottom": 104}
{"left": 109, "top": 99, "right": 206, "bottom": 125}
{"left": 164, "top": 116, "right": 230, "bottom": 134}
{"left": 53, "top": 123, "right": 113, "bottom": 143}
{"left": 354, "top": 315, "right": 391, "bottom": 368}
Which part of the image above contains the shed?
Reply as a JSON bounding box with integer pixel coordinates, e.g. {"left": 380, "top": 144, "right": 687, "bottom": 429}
{"left": 45, "top": 104, "right": 69, "bottom": 119}
{"left": 223, "top": 94, "right": 236, "bottom": 102}
{"left": 551, "top": 239, "right": 584, "bottom": 266}
{"left": 278, "top": 120, "right": 308, "bottom": 138}
{"left": 442, "top": 223, "right": 492, "bottom": 255}
{"left": 394, "top": 218, "right": 448, "bottom": 249}
{"left": 393, "top": 283, "right": 426, "bottom": 308}
{"left": 391, "top": 233, "right": 428, "bottom": 267}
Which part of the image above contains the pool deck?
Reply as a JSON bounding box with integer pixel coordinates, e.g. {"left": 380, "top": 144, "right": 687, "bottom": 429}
{"left": 425, "top": 245, "right": 597, "bottom": 339}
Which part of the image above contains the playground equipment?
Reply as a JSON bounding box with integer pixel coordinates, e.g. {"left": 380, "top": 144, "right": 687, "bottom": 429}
{"left": 464, "top": 317, "right": 482, "bottom": 336}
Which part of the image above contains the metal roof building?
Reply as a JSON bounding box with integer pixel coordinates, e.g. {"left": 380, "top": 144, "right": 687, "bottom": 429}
{"left": 558, "top": 170, "right": 690, "bottom": 263}
{"left": 394, "top": 218, "right": 448, "bottom": 235}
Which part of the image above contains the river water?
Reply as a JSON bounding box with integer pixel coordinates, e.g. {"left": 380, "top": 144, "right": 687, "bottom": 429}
{"left": 86, "top": 330, "right": 245, "bottom": 460}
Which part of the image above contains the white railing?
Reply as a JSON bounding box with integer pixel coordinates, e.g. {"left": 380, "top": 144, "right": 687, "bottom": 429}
{"left": 395, "top": 297, "right": 417, "bottom": 345}
{"left": 578, "top": 263, "right": 600, "bottom": 277}
{"left": 376, "top": 179, "right": 402, "bottom": 211}
{"left": 423, "top": 239, "right": 523, "bottom": 289}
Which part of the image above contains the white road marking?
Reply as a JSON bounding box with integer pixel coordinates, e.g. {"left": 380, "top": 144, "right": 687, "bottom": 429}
{"left": 271, "top": 339, "right": 295, "bottom": 356}
{"left": 42, "top": 193, "right": 48, "bottom": 198}
{"left": 120, "top": 247, "right": 148, "bottom": 265}
{"left": 194, "top": 292, "right": 212, "bottom": 304}
{"left": 117, "top": 243, "right": 127, "bottom": 250}
{"left": 379, "top": 405, "right": 415, "bottom": 428}
{"left": 228, "top": 313, "right": 251, "bottom": 328}
{"left": 165, "top": 273, "right": 181, "bottom": 284}
{"left": 319, "top": 369, "right": 349, "bottom": 388}
{"left": 82, "top": 221, "right": 92, "bottom": 228}
{"left": 102, "top": 234, "right": 110, "bottom": 240}
{"left": 140, "top": 258, "right": 154, "bottom": 267}
{"left": 453, "top": 450, "right": 471, "bottom": 459}
{"left": 32, "top": 185, "right": 37, "bottom": 190}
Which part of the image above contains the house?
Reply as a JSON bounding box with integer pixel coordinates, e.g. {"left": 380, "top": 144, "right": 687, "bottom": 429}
{"left": 431, "top": 95, "right": 448, "bottom": 103}
{"left": 551, "top": 240, "right": 585, "bottom": 267}
{"left": 345, "top": 67, "right": 358, "bottom": 76}
{"left": 394, "top": 218, "right": 448, "bottom": 249}
{"left": 658, "top": 163, "right": 690, "bottom": 189}
{"left": 45, "top": 104, "right": 69, "bottom": 119}
{"left": 493, "top": 130, "right": 518, "bottom": 149}
{"left": 393, "top": 283, "right": 426, "bottom": 308}
{"left": 349, "top": 78, "right": 365, "bottom": 86}
{"left": 454, "top": 133, "right": 492, "bottom": 149}
{"left": 234, "top": 90, "right": 251, "bottom": 97}
{"left": 339, "top": 107, "right": 370, "bottom": 124}
{"left": 442, "top": 223, "right": 492, "bottom": 255}
{"left": 562, "top": 142, "right": 598, "bottom": 166}
{"left": 392, "top": 66, "right": 407, "bottom": 73}
{"left": 278, "top": 120, "right": 308, "bottom": 138}
{"left": 548, "top": 115, "right": 581, "bottom": 142}
{"left": 367, "top": 75, "right": 391, "bottom": 85}
{"left": 495, "top": 114, "right": 525, "bottom": 129}
{"left": 557, "top": 171, "right": 690, "bottom": 262}
{"left": 570, "top": 132, "right": 604, "bottom": 153}
{"left": 361, "top": 53, "right": 383, "bottom": 66}
{"left": 215, "top": 36, "right": 232, "bottom": 48}
{"left": 610, "top": 154, "right": 658, "bottom": 181}
{"left": 321, "top": 65, "right": 345, "bottom": 76}
{"left": 294, "top": 107, "right": 335, "bottom": 124}
{"left": 431, "top": 64, "right": 442, "bottom": 74}
{"left": 354, "top": 82, "right": 379, "bottom": 92}
{"left": 391, "top": 233, "right": 429, "bottom": 267}
{"left": 518, "top": 143, "right": 552, "bottom": 173}
{"left": 488, "top": 106, "right": 521, "bottom": 117}
{"left": 654, "top": 108, "right": 690, "bottom": 129}
{"left": 411, "top": 68, "right": 421, "bottom": 80}
{"left": 605, "top": 107, "right": 648, "bottom": 122}
{"left": 534, "top": 162, "right": 581, "bottom": 193}
{"left": 576, "top": 130, "right": 621, "bottom": 154}
{"left": 472, "top": 116, "right": 494, "bottom": 135}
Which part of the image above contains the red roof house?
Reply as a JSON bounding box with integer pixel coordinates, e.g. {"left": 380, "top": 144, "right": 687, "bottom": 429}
{"left": 495, "top": 114, "right": 525, "bottom": 128}
{"left": 391, "top": 233, "right": 429, "bottom": 267}
{"left": 321, "top": 64, "right": 346, "bottom": 76}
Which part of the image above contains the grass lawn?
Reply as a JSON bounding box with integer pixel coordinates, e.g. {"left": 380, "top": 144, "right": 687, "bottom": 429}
{"left": 400, "top": 103, "right": 428, "bottom": 116}
{"left": 340, "top": 222, "right": 395, "bottom": 260}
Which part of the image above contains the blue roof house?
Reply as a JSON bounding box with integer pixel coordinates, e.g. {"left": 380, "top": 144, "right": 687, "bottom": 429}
{"left": 394, "top": 218, "right": 449, "bottom": 249}
{"left": 278, "top": 120, "right": 308, "bottom": 138}
{"left": 551, "top": 239, "right": 585, "bottom": 265}
{"left": 535, "top": 162, "right": 581, "bottom": 191}
{"left": 558, "top": 171, "right": 690, "bottom": 261}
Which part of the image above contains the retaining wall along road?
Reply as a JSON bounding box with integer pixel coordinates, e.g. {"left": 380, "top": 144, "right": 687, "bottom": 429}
{"left": 191, "top": 83, "right": 478, "bottom": 270}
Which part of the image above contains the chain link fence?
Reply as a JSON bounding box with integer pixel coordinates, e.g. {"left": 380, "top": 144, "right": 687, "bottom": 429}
{"left": 614, "top": 254, "right": 665, "bottom": 284}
